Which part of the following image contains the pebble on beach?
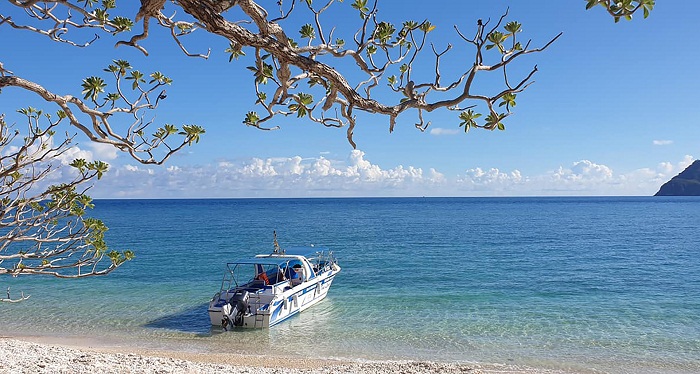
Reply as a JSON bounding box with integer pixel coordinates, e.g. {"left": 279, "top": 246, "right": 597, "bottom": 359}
{"left": 0, "top": 338, "right": 489, "bottom": 374}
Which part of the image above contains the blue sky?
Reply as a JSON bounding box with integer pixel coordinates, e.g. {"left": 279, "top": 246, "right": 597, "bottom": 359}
{"left": 2, "top": 1, "right": 698, "bottom": 198}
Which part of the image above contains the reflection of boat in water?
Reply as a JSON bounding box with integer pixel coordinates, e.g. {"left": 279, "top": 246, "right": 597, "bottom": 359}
{"left": 208, "top": 240, "right": 340, "bottom": 329}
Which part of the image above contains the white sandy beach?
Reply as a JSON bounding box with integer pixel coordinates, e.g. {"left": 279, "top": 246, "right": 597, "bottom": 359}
{"left": 0, "top": 337, "right": 577, "bottom": 374}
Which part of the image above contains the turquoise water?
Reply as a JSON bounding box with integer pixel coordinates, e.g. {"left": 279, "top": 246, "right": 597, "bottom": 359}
{"left": 1, "top": 197, "right": 699, "bottom": 373}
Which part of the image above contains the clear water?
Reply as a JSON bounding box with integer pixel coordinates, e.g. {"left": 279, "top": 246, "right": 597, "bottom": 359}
{"left": 1, "top": 197, "right": 699, "bottom": 373}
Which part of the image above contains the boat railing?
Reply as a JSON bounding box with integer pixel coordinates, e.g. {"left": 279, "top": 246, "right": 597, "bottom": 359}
{"left": 298, "top": 250, "right": 334, "bottom": 276}
{"left": 215, "top": 268, "right": 236, "bottom": 300}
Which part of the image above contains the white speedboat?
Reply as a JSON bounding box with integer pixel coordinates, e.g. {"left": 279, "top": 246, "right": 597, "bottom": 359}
{"left": 208, "top": 244, "right": 340, "bottom": 329}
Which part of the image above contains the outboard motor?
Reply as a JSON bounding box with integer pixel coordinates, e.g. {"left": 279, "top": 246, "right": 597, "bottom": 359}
{"left": 222, "top": 290, "right": 249, "bottom": 330}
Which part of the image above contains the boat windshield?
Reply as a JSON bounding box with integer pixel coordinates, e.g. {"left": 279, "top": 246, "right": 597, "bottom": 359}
{"left": 225, "top": 258, "right": 306, "bottom": 288}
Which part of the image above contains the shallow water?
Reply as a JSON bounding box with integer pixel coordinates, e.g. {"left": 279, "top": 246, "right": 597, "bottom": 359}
{"left": 2, "top": 197, "right": 699, "bottom": 373}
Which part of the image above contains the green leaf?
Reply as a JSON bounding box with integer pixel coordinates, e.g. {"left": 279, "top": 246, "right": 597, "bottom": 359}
{"left": 289, "top": 93, "right": 314, "bottom": 117}
{"left": 114, "top": 60, "right": 131, "bottom": 75}
{"left": 458, "top": 109, "right": 481, "bottom": 133}
{"left": 70, "top": 159, "right": 88, "bottom": 173}
{"left": 93, "top": 8, "right": 109, "bottom": 23}
{"left": 179, "top": 124, "right": 205, "bottom": 145}
{"left": 486, "top": 31, "right": 507, "bottom": 53}
{"left": 150, "top": 72, "right": 171, "bottom": 85}
{"left": 243, "top": 111, "right": 260, "bottom": 126}
{"left": 485, "top": 112, "right": 507, "bottom": 130}
{"left": 9, "top": 171, "right": 22, "bottom": 182}
{"left": 125, "top": 70, "right": 145, "bottom": 90}
{"left": 111, "top": 16, "right": 133, "bottom": 33}
{"left": 418, "top": 20, "right": 436, "bottom": 33}
{"left": 81, "top": 160, "right": 109, "bottom": 180}
{"left": 504, "top": 21, "right": 521, "bottom": 34}
{"left": 298, "top": 93, "right": 313, "bottom": 106}
{"left": 260, "top": 63, "right": 274, "bottom": 84}
{"left": 81, "top": 76, "right": 107, "bottom": 101}
{"left": 498, "top": 93, "right": 517, "bottom": 110}
{"left": 176, "top": 23, "right": 192, "bottom": 32}
{"left": 403, "top": 20, "right": 419, "bottom": 30}
{"left": 105, "top": 92, "right": 120, "bottom": 103}
{"left": 373, "top": 22, "right": 396, "bottom": 44}
{"left": 225, "top": 42, "right": 246, "bottom": 62}
{"left": 300, "top": 24, "right": 316, "bottom": 39}
{"left": 351, "top": 0, "right": 369, "bottom": 17}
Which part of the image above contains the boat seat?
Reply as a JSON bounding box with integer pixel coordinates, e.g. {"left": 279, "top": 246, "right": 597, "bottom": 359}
{"left": 250, "top": 280, "right": 266, "bottom": 288}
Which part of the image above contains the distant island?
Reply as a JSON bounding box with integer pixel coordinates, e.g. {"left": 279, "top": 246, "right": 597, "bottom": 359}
{"left": 655, "top": 160, "right": 700, "bottom": 196}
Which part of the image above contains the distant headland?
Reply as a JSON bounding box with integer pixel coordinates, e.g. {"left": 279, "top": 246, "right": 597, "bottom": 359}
{"left": 655, "top": 160, "right": 700, "bottom": 196}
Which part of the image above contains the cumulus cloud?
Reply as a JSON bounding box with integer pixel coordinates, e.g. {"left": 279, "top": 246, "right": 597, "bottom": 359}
{"left": 456, "top": 167, "right": 524, "bottom": 194}
{"left": 87, "top": 142, "right": 120, "bottom": 160}
{"left": 450, "top": 157, "right": 696, "bottom": 196}
{"left": 55, "top": 145, "right": 93, "bottom": 165}
{"left": 1, "top": 137, "right": 106, "bottom": 196}
{"left": 3, "top": 133, "right": 94, "bottom": 166}
{"left": 92, "top": 150, "right": 443, "bottom": 198}
{"left": 86, "top": 151, "right": 696, "bottom": 199}
{"left": 556, "top": 160, "right": 613, "bottom": 181}
{"left": 430, "top": 128, "right": 460, "bottom": 136}
{"left": 653, "top": 140, "right": 673, "bottom": 146}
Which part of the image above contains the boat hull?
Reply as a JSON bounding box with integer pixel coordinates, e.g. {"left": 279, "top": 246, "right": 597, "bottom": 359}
{"left": 208, "top": 265, "right": 338, "bottom": 329}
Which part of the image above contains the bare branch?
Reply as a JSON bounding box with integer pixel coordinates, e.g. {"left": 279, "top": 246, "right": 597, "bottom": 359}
{"left": 1, "top": 287, "right": 30, "bottom": 303}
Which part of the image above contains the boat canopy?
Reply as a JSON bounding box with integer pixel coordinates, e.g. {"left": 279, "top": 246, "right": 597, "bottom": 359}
{"left": 283, "top": 246, "right": 330, "bottom": 257}
{"left": 226, "top": 257, "right": 296, "bottom": 267}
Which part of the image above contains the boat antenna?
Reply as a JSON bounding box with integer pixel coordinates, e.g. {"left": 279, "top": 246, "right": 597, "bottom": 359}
{"left": 273, "top": 230, "right": 283, "bottom": 254}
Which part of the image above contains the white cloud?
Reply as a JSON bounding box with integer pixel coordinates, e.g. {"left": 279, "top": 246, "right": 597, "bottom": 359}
{"left": 87, "top": 142, "right": 119, "bottom": 160}
{"left": 458, "top": 167, "right": 522, "bottom": 184}
{"left": 5, "top": 134, "right": 94, "bottom": 166}
{"left": 430, "top": 128, "right": 460, "bottom": 136}
{"left": 91, "top": 150, "right": 443, "bottom": 198}
{"left": 556, "top": 160, "right": 613, "bottom": 181}
{"left": 55, "top": 145, "right": 93, "bottom": 165}
{"left": 653, "top": 140, "right": 673, "bottom": 146}
{"left": 86, "top": 152, "right": 697, "bottom": 199}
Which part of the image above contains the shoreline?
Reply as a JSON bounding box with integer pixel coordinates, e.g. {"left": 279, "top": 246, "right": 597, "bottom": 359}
{"left": 0, "top": 336, "right": 579, "bottom": 374}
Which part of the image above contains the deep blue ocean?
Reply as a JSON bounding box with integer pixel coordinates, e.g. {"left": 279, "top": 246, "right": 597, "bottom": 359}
{"left": 1, "top": 197, "right": 699, "bottom": 373}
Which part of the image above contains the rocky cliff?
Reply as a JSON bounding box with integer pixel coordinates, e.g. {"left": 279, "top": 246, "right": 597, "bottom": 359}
{"left": 655, "top": 160, "right": 700, "bottom": 196}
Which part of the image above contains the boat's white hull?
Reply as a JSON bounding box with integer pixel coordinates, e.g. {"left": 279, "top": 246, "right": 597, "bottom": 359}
{"left": 208, "top": 265, "right": 339, "bottom": 328}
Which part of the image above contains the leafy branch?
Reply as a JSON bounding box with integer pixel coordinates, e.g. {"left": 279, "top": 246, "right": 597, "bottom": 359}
{"left": 1, "top": 0, "right": 655, "bottom": 147}
{"left": 0, "top": 60, "right": 204, "bottom": 165}
{"left": 585, "top": 0, "right": 655, "bottom": 22}
{"left": 0, "top": 112, "right": 133, "bottom": 281}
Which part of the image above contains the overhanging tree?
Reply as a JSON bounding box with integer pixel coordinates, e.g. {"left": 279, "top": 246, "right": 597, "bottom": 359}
{"left": 0, "top": 0, "right": 653, "bottom": 298}
{"left": 0, "top": 59, "right": 203, "bottom": 300}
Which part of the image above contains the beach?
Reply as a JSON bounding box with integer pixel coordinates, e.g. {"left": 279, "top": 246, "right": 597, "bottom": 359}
{"left": 2, "top": 198, "right": 698, "bottom": 374}
{"left": 0, "top": 337, "right": 578, "bottom": 374}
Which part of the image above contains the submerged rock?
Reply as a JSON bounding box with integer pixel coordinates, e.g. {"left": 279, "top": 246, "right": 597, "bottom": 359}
{"left": 655, "top": 160, "right": 700, "bottom": 196}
